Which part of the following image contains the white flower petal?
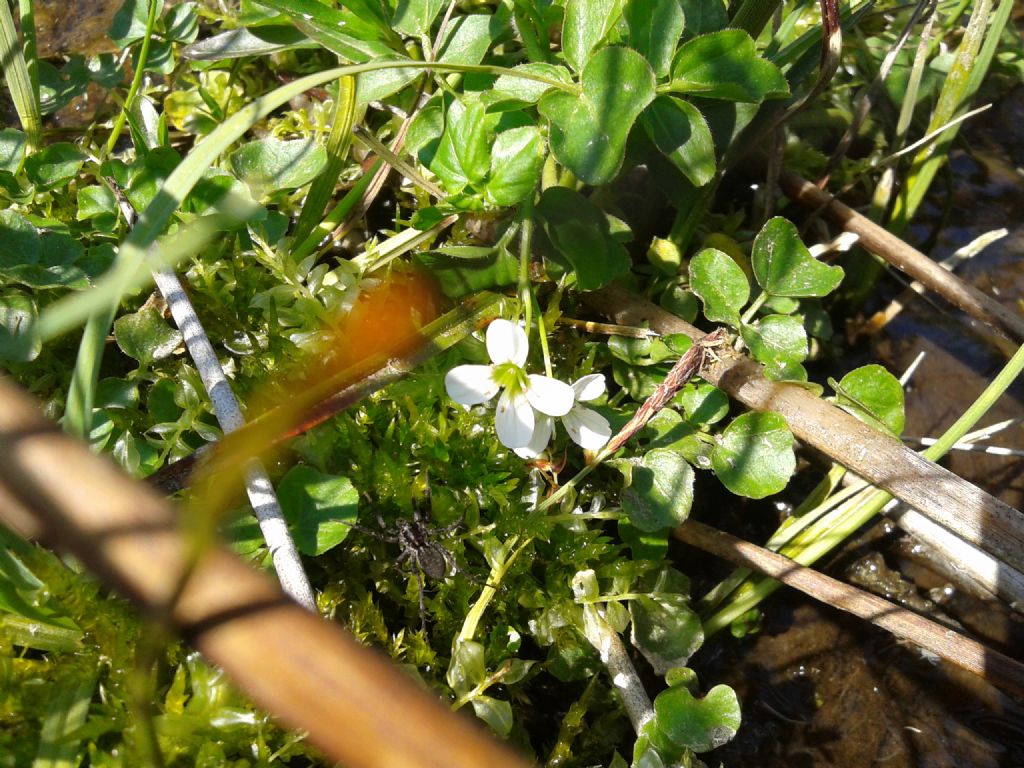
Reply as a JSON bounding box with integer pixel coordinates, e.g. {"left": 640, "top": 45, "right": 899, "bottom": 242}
{"left": 564, "top": 406, "right": 612, "bottom": 450}
{"left": 571, "top": 373, "right": 606, "bottom": 402}
{"left": 495, "top": 389, "right": 535, "bottom": 449}
{"left": 526, "top": 374, "right": 575, "bottom": 417}
{"left": 486, "top": 319, "right": 528, "bottom": 366}
{"left": 515, "top": 414, "right": 554, "bottom": 459}
{"left": 445, "top": 364, "right": 499, "bottom": 405}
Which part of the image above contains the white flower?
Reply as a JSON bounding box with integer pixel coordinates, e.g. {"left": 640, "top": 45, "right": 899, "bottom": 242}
{"left": 445, "top": 319, "right": 574, "bottom": 450}
{"left": 515, "top": 373, "right": 612, "bottom": 459}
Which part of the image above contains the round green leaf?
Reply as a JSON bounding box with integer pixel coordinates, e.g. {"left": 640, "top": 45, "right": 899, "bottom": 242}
{"left": 276, "top": 465, "right": 358, "bottom": 556}
{"left": 676, "top": 382, "right": 729, "bottom": 426}
{"left": 831, "top": 364, "right": 905, "bottom": 436}
{"left": 711, "top": 412, "right": 794, "bottom": 498}
{"left": 24, "top": 143, "right": 86, "bottom": 190}
{"left": 619, "top": 449, "right": 695, "bottom": 531}
{"left": 630, "top": 594, "right": 703, "bottom": 674}
{"left": 539, "top": 46, "right": 656, "bottom": 185}
{"left": 688, "top": 248, "right": 749, "bottom": 326}
{"left": 751, "top": 217, "right": 844, "bottom": 298}
{"left": 114, "top": 307, "right": 183, "bottom": 365}
{"left": 739, "top": 314, "right": 808, "bottom": 366}
{"left": 228, "top": 138, "right": 327, "bottom": 194}
{"left": 652, "top": 683, "right": 741, "bottom": 753}
{"left": 0, "top": 293, "right": 40, "bottom": 362}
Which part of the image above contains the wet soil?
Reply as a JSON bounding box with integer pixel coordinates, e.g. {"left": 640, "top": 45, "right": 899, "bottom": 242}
{"left": 688, "top": 85, "right": 1024, "bottom": 767}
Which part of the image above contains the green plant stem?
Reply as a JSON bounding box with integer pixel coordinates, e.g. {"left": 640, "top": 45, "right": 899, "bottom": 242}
{"left": 0, "top": 0, "right": 41, "bottom": 149}
{"left": 518, "top": 197, "right": 534, "bottom": 336}
{"left": 729, "top": 0, "right": 783, "bottom": 38}
{"left": 105, "top": 0, "right": 160, "bottom": 156}
{"left": 703, "top": 338, "right": 1024, "bottom": 636}
{"left": 457, "top": 536, "right": 531, "bottom": 643}
{"left": 63, "top": 305, "right": 117, "bottom": 439}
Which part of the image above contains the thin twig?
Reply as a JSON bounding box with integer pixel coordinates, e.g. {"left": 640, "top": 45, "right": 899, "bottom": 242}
{"left": 151, "top": 270, "right": 316, "bottom": 610}
{"left": 673, "top": 519, "right": 1024, "bottom": 699}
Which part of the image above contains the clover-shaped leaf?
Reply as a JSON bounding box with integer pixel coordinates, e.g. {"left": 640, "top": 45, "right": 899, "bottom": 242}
{"left": 711, "top": 412, "right": 794, "bottom": 498}
{"left": 752, "top": 217, "right": 844, "bottom": 297}
{"left": 276, "top": 466, "right": 358, "bottom": 556}
{"left": 650, "top": 683, "right": 741, "bottom": 753}
{"left": 113, "top": 307, "right": 183, "bottom": 365}
{"left": 669, "top": 30, "right": 789, "bottom": 102}
{"left": 830, "top": 364, "right": 905, "bottom": 436}
{"left": 562, "top": 0, "right": 626, "bottom": 73}
{"left": 484, "top": 126, "right": 544, "bottom": 205}
{"left": 539, "top": 46, "right": 655, "bottom": 185}
{"left": 689, "top": 248, "right": 749, "bottom": 326}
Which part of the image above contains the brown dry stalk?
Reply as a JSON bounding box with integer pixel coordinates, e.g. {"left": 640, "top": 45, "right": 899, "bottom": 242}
{"left": 673, "top": 519, "right": 1024, "bottom": 699}
{"left": 604, "top": 328, "right": 726, "bottom": 455}
{"left": 779, "top": 168, "right": 1024, "bottom": 343}
{"left": 0, "top": 377, "right": 528, "bottom": 768}
{"left": 586, "top": 285, "right": 1024, "bottom": 576}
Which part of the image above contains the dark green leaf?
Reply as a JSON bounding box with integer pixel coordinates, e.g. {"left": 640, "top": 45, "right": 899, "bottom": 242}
{"left": 183, "top": 26, "right": 317, "bottom": 60}
{"left": 415, "top": 246, "right": 518, "bottom": 297}
{"left": 678, "top": 0, "right": 728, "bottom": 38}
{"left": 669, "top": 30, "right": 789, "bottom": 102}
{"left": 539, "top": 46, "right": 656, "bottom": 185}
{"left": 751, "top": 217, "right": 844, "bottom": 297}
{"left": 651, "top": 683, "right": 741, "bottom": 753}
{"left": 642, "top": 96, "right": 716, "bottom": 187}
{"left": 436, "top": 13, "right": 500, "bottom": 65}
{"left": 110, "top": 0, "right": 162, "bottom": 47}
{"left": 740, "top": 314, "right": 807, "bottom": 366}
{"left": 0, "top": 293, "right": 40, "bottom": 362}
{"left": 95, "top": 378, "right": 139, "bottom": 410}
{"left": 113, "top": 307, "right": 183, "bottom": 365}
{"left": 562, "top": 0, "right": 625, "bottom": 72}
{"left": 618, "top": 520, "right": 668, "bottom": 560}
{"left": 471, "top": 696, "right": 514, "bottom": 737}
{"left": 630, "top": 593, "right": 703, "bottom": 674}
{"left": 430, "top": 99, "right": 493, "bottom": 194}
{"left": 276, "top": 466, "right": 358, "bottom": 556}
{"left": 676, "top": 383, "right": 729, "bottom": 426}
{"left": 688, "top": 248, "right": 749, "bottom": 326}
{"left": 392, "top": 0, "right": 446, "bottom": 36}
{"left": 163, "top": 2, "right": 199, "bottom": 43}
{"left": 485, "top": 126, "right": 544, "bottom": 205}
{"left": 0, "top": 129, "right": 26, "bottom": 174}
{"left": 76, "top": 186, "right": 119, "bottom": 228}
{"left": 256, "top": 0, "right": 393, "bottom": 48}
{"left": 624, "top": 0, "right": 685, "bottom": 78}
{"left": 491, "top": 63, "right": 573, "bottom": 103}
{"left": 660, "top": 282, "right": 699, "bottom": 323}
{"left": 711, "top": 412, "right": 794, "bottom": 498}
{"left": 831, "top": 364, "right": 905, "bottom": 436}
{"left": 617, "top": 449, "right": 695, "bottom": 531}
{"left": 24, "top": 143, "right": 86, "bottom": 190}
{"left": 228, "top": 138, "right": 327, "bottom": 194}
{"left": 536, "top": 187, "right": 631, "bottom": 290}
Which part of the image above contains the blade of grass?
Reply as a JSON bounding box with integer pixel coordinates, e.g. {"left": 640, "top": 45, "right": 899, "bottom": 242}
{"left": 290, "top": 75, "right": 359, "bottom": 246}
{"left": 0, "top": 0, "right": 41, "bottom": 149}
{"left": 702, "top": 336, "right": 1024, "bottom": 635}
{"left": 890, "top": 0, "right": 1011, "bottom": 230}
{"left": 38, "top": 59, "right": 571, "bottom": 343}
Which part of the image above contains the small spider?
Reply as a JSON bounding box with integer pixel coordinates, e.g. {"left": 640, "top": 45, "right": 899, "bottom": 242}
{"left": 347, "top": 507, "right": 463, "bottom": 632}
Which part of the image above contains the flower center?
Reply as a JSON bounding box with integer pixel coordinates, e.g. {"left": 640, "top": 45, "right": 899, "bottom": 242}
{"left": 492, "top": 362, "right": 529, "bottom": 395}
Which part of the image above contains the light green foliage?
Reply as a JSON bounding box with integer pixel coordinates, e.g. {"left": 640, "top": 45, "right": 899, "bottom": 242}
{"left": 276, "top": 465, "right": 359, "bottom": 556}
{"left": 0, "top": 0, "right": 1008, "bottom": 763}
{"left": 830, "top": 364, "right": 906, "bottom": 436}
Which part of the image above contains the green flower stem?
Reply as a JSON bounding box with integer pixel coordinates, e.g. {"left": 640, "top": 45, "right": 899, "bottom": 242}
{"left": 703, "top": 338, "right": 1024, "bottom": 636}
{"left": 457, "top": 536, "right": 531, "bottom": 644}
{"left": 535, "top": 296, "right": 553, "bottom": 379}
{"left": 105, "top": 0, "right": 160, "bottom": 156}
{"left": 518, "top": 197, "right": 534, "bottom": 336}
